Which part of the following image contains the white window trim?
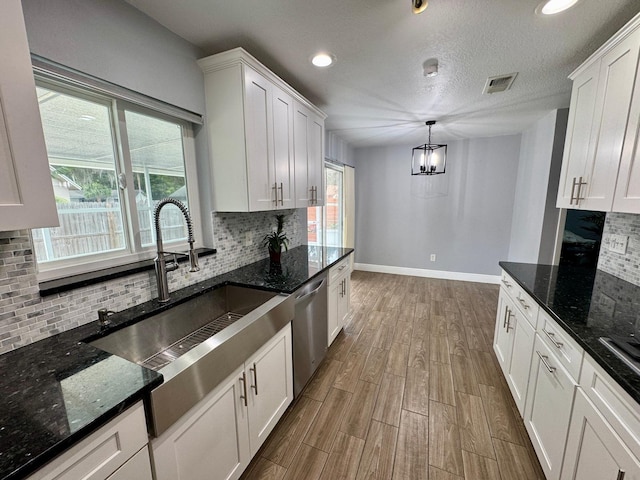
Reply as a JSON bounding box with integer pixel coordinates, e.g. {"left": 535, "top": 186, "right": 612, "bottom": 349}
{"left": 34, "top": 78, "right": 204, "bottom": 282}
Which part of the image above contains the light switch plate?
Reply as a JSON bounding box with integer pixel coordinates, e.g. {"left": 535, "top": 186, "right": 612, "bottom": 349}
{"left": 608, "top": 234, "right": 628, "bottom": 255}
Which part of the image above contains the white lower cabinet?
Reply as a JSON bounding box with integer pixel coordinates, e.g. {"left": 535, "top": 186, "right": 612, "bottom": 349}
{"left": 28, "top": 402, "right": 149, "bottom": 480}
{"left": 561, "top": 389, "right": 640, "bottom": 480}
{"left": 108, "top": 447, "right": 153, "bottom": 480}
{"left": 524, "top": 335, "right": 578, "bottom": 480}
{"left": 494, "top": 287, "right": 536, "bottom": 415}
{"left": 152, "top": 323, "right": 293, "bottom": 480}
{"left": 328, "top": 256, "right": 352, "bottom": 346}
{"left": 246, "top": 324, "right": 293, "bottom": 456}
{"left": 152, "top": 365, "right": 250, "bottom": 480}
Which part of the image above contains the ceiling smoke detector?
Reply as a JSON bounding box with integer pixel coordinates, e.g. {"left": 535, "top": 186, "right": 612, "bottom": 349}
{"left": 482, "top": 73, "right": 518, "bottom": 94}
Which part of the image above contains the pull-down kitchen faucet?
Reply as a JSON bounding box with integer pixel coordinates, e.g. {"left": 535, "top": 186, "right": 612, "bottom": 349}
{"left": 154, "top": 198, "right": 199, "bottom": 303}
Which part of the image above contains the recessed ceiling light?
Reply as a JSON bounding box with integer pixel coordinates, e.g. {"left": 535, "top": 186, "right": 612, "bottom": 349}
{"left": 311, "top": 52, "right": 336, "bottom": 68}
{"left": 535, "top": 0, "right": 581, "bottom": 15}
{"left": 79, "top": 114, "right": 95, "bottom": 121}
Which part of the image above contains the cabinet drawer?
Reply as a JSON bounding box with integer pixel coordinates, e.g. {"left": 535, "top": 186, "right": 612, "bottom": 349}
{"left": 525, "top": 335, "right": 578, "bottom": 480}
{"left": 580, "top": 354, "right": 640, "bottom": 460}
{"left": 500, "top": 271, "right": 539, "bottom": 328}
{"left": 538, "top": 309, "right": 584, "bottom": 382}
{"left": 29, "top": 402, "right": 148, "bottom": 480}
{"left": 329, "top": 257, "right": 350, "bottom": 285}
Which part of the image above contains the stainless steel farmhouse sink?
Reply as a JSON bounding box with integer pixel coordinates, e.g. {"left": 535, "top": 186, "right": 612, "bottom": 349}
{"left": 90, "top": 285, "right": 294, "bottom": 436}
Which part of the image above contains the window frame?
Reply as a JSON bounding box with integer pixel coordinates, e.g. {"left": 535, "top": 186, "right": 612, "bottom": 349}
{"left": 34, "top": 77, "right": 204, "bottom": 281}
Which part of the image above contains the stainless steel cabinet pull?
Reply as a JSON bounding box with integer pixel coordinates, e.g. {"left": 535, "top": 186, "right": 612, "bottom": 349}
{"left": 576, "top": 176, "right": 587, "bottom": 204}
{"left": 542, "top": 329, "right": 563, "bottom": 349}
{"left": 570, "top": 177, "right": 578, "bottom": 205}
{"left": 240, "top": 372, "right": 248, "bottom": 406}
{"left": 272, "top": 183, "right": 278, "bottom": 204}
{"left": 279, "top": 183, "right": 284, "bottom": 205}
{"left": 617, "top": 469, "right": 626, "bottom": 480}
{"left": 250, "top": 363, "right": 259, "bottom": 394}
{"left": 536, "top": 351, "right": 556, "bottom": 373}
{"left": 501, "top": 279, "right": 511, "bottom": 288}
{"left": 517, "top": 297, "right": 529, "bottom": 309}
{"left": 503, "top": 306, "right": 510, "bottom": 329}
{"left": 505, "top": 311, "right": 514, "bottom": 333}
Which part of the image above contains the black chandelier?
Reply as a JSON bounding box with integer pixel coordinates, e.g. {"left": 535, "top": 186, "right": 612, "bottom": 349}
{"left": 411, "top": 121, "right": 447, "bottom": 175}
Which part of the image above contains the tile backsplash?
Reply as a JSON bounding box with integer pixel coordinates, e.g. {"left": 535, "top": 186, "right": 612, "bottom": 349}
{"left": 0, "top": 209, "right": 304, "bottom": 354}
{"left": 598, "top": 212, "right": 640, "bottom": 287}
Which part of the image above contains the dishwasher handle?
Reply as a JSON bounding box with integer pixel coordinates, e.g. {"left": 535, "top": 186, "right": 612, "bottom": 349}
{"left": 295, "top": 278, "right": 326, "bottom": 303}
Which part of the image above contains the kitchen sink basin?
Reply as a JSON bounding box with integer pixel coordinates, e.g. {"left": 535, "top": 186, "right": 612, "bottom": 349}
{"left": 89, "top": 284, "right": 294, "bottom": 436}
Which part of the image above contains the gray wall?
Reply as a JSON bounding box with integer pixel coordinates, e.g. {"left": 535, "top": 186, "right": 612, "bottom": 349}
{"left": 354, "top": 135, "right": 521, "bottom": 276}
{"left": 22, "top": 0, "right": 205, "bottom": 114}
{"left": 507, "top": 109, "right": 567, "bottom": 264}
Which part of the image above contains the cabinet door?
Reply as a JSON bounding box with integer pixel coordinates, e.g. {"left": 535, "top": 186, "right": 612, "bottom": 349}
{"left": 244, "top": 67, "right": 276, "bottom": 211}
{"left": 613, "top": 40, "right": 640, "bottom": 213}
{"left": 272, "top": 86, "right": 295, "bottom": 209}
{"left": 581, "top": 32, "right": 640, "bottom": 211}
{"left": 557, "top": 61, "right": 601, "bottom": 208}
{"left": 107, "top": 447, "right": 153, "bottom": 480}
{"left": 328, "top": 281, "right": 341, "bottom": 346}
{"left": 493, "top": 289, "right": 515, "bottom": 373}
{"left": 294, "top": 104, "right": 311, "bottom": 207}
{"left": 152, "top": 366, "right": 250, "bottom": 480}
{"left": 246, "top": 323, "right": 293, "bottom": 456}
{"left": 308, "top": 114, "right": 325, "bottom": 207}
{"left": 505, "top": 309, "right": 535, "bottom": 416}
{"left": 0, "top": 0, "right": 58, "bottom": 229}
{"left": 524, "top": 336, "right": 577, "bottom": 480}
{"left": 561, "top": 389, "right": 640, "bottom": 480}
{"left": 294, "top": 102, "right": 325, "bottom": 208}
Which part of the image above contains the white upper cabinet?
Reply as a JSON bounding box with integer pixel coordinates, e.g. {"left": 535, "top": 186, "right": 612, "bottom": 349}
{"left": 0, "top": 0, "right": 58, "bottom": 230}
{"left": 294, "top": 101, "right": 325, "bottom": 208}
{"left": 557, "top": 13, "right": 640, "bottom": 213}
{"left": 198, "top": 48, "right": 326, "bottom": 212}
{"left": 614, "top": 33, "right": 640, "bottom": 212}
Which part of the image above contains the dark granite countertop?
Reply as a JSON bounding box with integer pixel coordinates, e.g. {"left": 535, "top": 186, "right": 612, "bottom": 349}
{"left": 500, "top": 261, "right": 640, "bottom": 405}
{"left": 0, "top": 245, "right": 353, "bottom": 480}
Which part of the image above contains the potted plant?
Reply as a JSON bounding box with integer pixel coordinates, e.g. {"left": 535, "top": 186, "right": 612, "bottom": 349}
{"left": 262, "top": 214, "right": 289, "bottom": 266}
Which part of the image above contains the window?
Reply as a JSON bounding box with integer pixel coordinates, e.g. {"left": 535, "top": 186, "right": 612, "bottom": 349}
{"left": 308, "top": 163, "right": 345, "bottom": 247}
{"left": 32, "top": 81, "right": 201, "bottom": 278}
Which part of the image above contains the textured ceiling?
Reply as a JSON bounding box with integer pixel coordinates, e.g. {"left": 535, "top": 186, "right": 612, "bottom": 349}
{"left": 124, "top": 0, "right": 640, "bottom": 147}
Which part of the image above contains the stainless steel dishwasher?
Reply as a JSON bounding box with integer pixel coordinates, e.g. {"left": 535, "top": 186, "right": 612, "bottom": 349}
{"left": 292, "top": 271, "right": 328, "bottom": 397}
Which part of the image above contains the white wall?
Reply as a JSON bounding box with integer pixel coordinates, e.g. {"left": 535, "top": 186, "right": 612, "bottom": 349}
{"left": 507, "top": 109, "right": 568, "bottom": 264}
{"left": 354, "top": 135, "right": 521, "bottom": 278}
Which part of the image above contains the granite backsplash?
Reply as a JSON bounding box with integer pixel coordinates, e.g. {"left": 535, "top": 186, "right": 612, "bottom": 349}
{"left": 0, "top": 209, "right": 304, "bottom": 354}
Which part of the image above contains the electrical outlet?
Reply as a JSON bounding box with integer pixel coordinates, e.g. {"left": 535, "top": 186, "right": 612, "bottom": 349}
{"left": 244, "top": 231, "right": 253, "bottom": 247}
{"left": 430, "top": 254, "right": 436, "bottom": 262}
{"left": 608, "top": 234, "right": 628, "bottom": 255}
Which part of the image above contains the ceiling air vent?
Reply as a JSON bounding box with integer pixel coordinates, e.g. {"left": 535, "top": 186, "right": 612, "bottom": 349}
{"left": 482, "top": 73, "right": 518, "bottom": 94}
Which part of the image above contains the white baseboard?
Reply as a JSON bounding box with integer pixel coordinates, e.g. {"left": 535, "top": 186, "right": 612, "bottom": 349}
{"left": 353, "top": 263, "right": 501, "bottom": 284}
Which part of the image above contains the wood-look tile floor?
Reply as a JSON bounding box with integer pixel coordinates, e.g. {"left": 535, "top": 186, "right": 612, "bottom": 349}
{"left": 240, "top": 271, "right": 545, "bottom": 480}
